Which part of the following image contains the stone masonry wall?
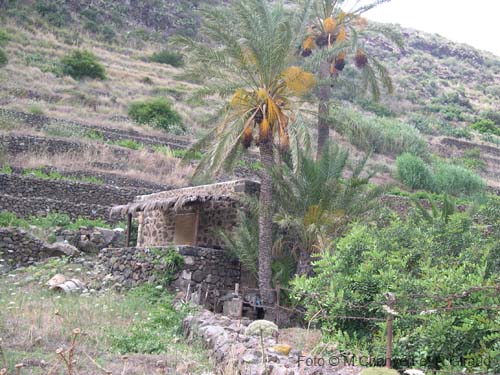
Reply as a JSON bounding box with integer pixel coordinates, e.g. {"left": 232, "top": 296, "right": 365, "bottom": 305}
{"left": 138, "top": 202, "right": 241, "bottom": 249}
{"left": 0, "top": 107, "right": 190, "bottom": 150}
{"left": 0, "top": 228, "right": 51, "bottom": 273}
{"left": 0, "top": 194, "right": 116, "bottom": 223}
{"left": 0, "top": 134, "right": 130, "bottom": 159}
{"left": 0, "top": 174, "right": 151, "bottom": 206}
{"left": 97, "top": 246, "right": 241, "bottom": 302}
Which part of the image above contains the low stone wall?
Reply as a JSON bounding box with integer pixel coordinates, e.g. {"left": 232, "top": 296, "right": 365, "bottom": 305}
{"left": 0, "top": 134, "right": 130, "bottom": 159}
{"left": 0, "top": 173, "right": 152, "bottom": 206}
{"left": 183, "top": 310, "right": 359, "bottom": 375}
{"left": 0, "top": 194, "right": 115, "bottom": 223}
{"left": 97, "top": 246, "right": 241, "bottom": 299}
{"left": 0, "top": 228, "right": 51, "bottom": 272}
{"left": 9, "top": 166, "right": 169, "bottom": 191}
{"left": 0, "top": 107, "right": 190, "bottom": 149}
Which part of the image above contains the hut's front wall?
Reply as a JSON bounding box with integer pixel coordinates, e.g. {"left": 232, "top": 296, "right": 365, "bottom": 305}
{"left": 138, "top": 201, "right": 241, "bottom": 249}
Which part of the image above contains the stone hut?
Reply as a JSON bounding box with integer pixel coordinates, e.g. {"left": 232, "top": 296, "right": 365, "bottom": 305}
{"left": 111, "top": 179, "right": 260, "bottom": 249}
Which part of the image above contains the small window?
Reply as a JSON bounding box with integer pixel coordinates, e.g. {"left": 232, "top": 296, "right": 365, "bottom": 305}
{"left": 174, "top": 213, "right": 197, "bottom": 245}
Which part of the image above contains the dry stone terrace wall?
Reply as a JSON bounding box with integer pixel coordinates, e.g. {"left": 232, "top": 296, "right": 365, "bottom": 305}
{"left": 0, "top": 174, "right": 153, "bottom": 206}
{"left": 0, "top": 228, "right": 52, "bottom": 273}
{"left": 0, "top": 194, "right": 115, "bottom": 223}
{"left": 97, "top": 246, "right": 241, "bottom": 303}
{"left": 9, "top": 166, "right": 170, "bottom": 191}
{"left": 0, "top": 134, "right": 130, "bottom": 159}
{"left": 0, "top": 108, "right": 190, "bottom": 149}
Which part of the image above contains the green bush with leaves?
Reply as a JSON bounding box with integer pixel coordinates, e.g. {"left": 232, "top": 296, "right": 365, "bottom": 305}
{"left": 0, "top": 49, "right": 7, "bottom": 67}
{"left": 432, "top": 162, "right": 485, "bottom": 196}
{"left": 128, "top": 98, "right": 184, "bottom": 134}
{"left": 107, "top": 139, "right": 144, "bottom": 150}
{"left": 149, "top": 50, "right": 184, "bottom": 67}
{"left": 35, "top": 0, "right": 71, "bottom": 27}
{"left": 471, "top": 118, "right": 500, "bottom": 136}
{"left": 61, "top": 50, "right": 106, "bottom": 80}
{"left": 396, "top": 153, "right": 434, "bottom": 190}
{"left": 291, "top": 210, "right": 500, "bottom": 373}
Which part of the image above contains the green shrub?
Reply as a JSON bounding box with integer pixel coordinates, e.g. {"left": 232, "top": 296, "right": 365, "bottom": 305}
{"left": 107, "top": 139, "right": 144, "bottom": 150}
{"left": 61, "top": 50, "right": 106, "bottom": 80}
{"left": 149, "top": 50, "right": 184, "bottom": 67}
{"left": 83, "top": 129, "right": 104, "bottom": 141}
{"left": 153, "top": 144, "right": 202, "bottom": 160}
{"left": 28, "top": 103, "right": 44, "bottom": 115}
{"left": 396, "top": 153, "right": 434, "bottom": 190}
{"left": 128, "top": 98, "right": 184, "bottom": 134}
{"left": 432, "top": 162, "right": 485, "bottom": 196}
{"left": 330, "top": 107, "right": 428, "bottom": 157}
{"left": 471, "top": 119, "right": 500, "bottom": 136}
{"left": 0, "top": 30, "right": 10, "bottom": 46}
{"left": 0, "top": 164, "right": 12, "bottom": 174}
{"left": 0, "top": 49, "right": 7, "bottom": 67}
{"left": 35, "top": 0, "right": 71, "bottom": 27}
{"left": 292, "top": 214, "right": 500, "bottom": 373}
{"left": 0, "top": 211, "right": 24, "bottom": 228}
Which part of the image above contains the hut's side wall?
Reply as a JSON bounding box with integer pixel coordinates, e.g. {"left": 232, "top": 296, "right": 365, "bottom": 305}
{"left": 196, "top": 202, "right": 240, "bottom": 249}
{"left": 139, "top": 209, "right": 175, "bottom": 246}
{"left": 138, "top": 203, "right": 241, "bottom": 249}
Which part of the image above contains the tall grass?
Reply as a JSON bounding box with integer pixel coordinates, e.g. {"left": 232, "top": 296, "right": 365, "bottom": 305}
{"left": 330, "top": 106, "right": 428, "bottom": 157}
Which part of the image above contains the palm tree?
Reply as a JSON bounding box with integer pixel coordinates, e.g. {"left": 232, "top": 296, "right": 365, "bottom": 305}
{"left": 176, "top": 0, "right": 315, "bottom": 304}
{"left": 298, "top": 0, "right": 402, "bottom": 159}
{"left": 273, "top": 143, "right": 383, "bottom": 276}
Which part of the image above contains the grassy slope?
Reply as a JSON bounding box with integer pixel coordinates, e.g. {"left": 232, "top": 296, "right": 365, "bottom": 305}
{"left": 0, "top": 257, "right": 213, "bottom": 374}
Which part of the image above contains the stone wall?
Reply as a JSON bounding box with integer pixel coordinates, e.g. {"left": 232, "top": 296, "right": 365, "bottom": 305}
{"left": 0, "top": 194, "right": 116, "bottom": 222}
{"left": 9, "top": 166, "right": 169, "bottom": 191}
{"left": 0, "top": 134, "right": 131, "bottom": 160}
{"left": 97, "top": 246, "right": 241, "bottom": 302}
{"left": 0, "top": 107, "right": 190, "bottom": 150}
{"left": 0, "top": 228, "right": 53, "bottom": 273}
{"left": 138, "top": 202, "right": 239, "bottom": 249}
{"left": 0, "top": 174, "right": 152, "bottom": 206}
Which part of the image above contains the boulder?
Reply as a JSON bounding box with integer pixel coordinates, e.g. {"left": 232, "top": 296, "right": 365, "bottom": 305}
{"left": 44, "top": 242, "right": 80, "bottom": 257}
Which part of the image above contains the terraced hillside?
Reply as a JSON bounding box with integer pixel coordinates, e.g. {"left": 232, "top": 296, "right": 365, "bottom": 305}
{"left": 0, "top": 1, "right": 499, "bottom": 222}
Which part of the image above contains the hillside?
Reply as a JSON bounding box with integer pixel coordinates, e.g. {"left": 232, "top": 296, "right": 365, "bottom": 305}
{"left": 1, "top": 2, "right": 500, "bottom": 374}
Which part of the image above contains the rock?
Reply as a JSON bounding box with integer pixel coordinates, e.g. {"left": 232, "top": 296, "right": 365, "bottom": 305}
{"left": 245, "top": 320, "right": 279, "bottom": 337}
{"left": 44, "top": 242, "right": 80, "bottom": 257}
{"left": 272, "top": 344, "right": 292, "bottom": 356}
{"left": 242, "top": 353, "right": 257, "bottom": 363}
{"left": 47, "top": 274, "right": 67, "bottom": 289}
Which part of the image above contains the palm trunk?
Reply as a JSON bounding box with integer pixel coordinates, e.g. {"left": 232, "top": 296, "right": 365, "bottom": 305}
{"left": 258, "top": 141, "right": 275, "bottom": 306}
{"left": 316, "top": 60, "right": 332, "bottom": 160}
{"left": 296, "top": 248, "right": 313, "bottom": 277}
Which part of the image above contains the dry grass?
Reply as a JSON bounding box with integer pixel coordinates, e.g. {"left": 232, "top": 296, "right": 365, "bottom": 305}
{"left": 7, "top": 144, "right": 193, "bottom": 187}
{"left": 0, "top": 21, "right": 219, "bottom": 137}
{"left": 0, "top": 257, "right": 213, "bottom": 375}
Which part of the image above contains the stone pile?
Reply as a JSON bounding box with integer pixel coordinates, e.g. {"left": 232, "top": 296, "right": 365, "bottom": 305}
{"left": 0, "top": 228, "right": 78, "bottom": 272}
{"left": 183, "top": 309, "right": 361, "bottom": 375}
{"left": 55, "top": 226, "right": 125, "bottom": 253}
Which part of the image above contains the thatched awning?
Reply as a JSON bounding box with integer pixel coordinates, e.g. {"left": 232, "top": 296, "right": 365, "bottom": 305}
{"left": 110, "top": 194, "right": 236, "bottom": 218}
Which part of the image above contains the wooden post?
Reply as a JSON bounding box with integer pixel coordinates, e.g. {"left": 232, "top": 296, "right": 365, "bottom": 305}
{"left": 275, "top": 282, "right": 280, "bottom": 327}
{"left": 234, "top": 283, "right": 239, "bottom": 296}
{"left": 193, "top": 206, "right": 200, "bottom": 246}
{"left": 385, "top": 292, "right": 396, "bottom": 369}
{"left": 126, "top": 213, "right": 132, "bottom": 247}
